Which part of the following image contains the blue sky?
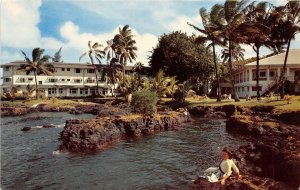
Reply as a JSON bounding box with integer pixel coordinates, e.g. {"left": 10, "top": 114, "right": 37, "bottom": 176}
{"left": 1, "top": 0, "right": 300, "bottom": 66}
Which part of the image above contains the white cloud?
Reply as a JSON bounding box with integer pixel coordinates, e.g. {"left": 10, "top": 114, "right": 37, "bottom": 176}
{"left": 167, "top": 14, "right": 203, "bottom": 35}
{"left": 58, "top": 22, "right": 158, "bottom": 65}
{"left": 1, "top": 0, "right": 42, "bottom": 48}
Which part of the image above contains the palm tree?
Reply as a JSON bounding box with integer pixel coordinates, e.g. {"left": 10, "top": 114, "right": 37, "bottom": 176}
{"left": 221, "top": 43, "right": 245, "bottom": 67}
{"left": 113, "top": 25, "right": 138, "bottom": 84}
{"left": 52, "top": 47, "right": 63, "bottom": 62}
{"left": 240, "top": 1, "right": 272, "bottom": 99}
{"left": 221, "top": 0, "right": 248, "bottom": 101}
{"left": 18, "top": 48, "right": 55, "bottom": 99}
{"left": 280, "top": 1, "right": 300, "bottom": 98}
{"left": 188, "top": 4, "right": 225, "bottom": 102}
{"left": 79, "top": 41, "right": 105, "bottom": 96}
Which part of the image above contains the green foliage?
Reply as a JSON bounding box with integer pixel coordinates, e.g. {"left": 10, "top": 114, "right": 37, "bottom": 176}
{"left": 150, "top": 69, "right": 177, "bottom": 97}
{"left": 173, "top": 81, "right": 192, "bottom": 104}
{"left": 149, "top": 31, "right": 214, "bottom": 83}
{"left": 131, "top": 89, "right": 158, "bottom": 115}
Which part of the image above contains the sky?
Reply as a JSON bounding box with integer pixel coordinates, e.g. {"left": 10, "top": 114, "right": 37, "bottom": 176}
{"left": 1, "top": 0, "right": 300, "bottom": 67}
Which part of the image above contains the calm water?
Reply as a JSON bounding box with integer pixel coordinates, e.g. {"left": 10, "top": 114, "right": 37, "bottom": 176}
{"left": 1, "top": 112, "right": 247, "bottom": 190}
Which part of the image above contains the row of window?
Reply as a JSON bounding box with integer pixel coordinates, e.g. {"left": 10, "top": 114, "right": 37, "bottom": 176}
{"left": 235, "top": 70, "right": 278, "bottom": 83}
{"left": 47, "top": 88, "right": 113, "bottom": 95}
{"left": 4, "top": 78, "right": 99, "bottom": 84}
{"left": 4, "top": 66, "right": 97, "bottom": 74}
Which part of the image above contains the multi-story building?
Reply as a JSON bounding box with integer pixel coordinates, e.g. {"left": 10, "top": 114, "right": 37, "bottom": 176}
{"left": 231, "top": 49, "right": 300, "bottom": 98}
{"left": 0, "top": 61, "right": 132, "bottom": 98}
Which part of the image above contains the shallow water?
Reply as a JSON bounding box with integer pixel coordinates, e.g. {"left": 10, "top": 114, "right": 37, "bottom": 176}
{"left": 1, "top": 113, "right": 247, "bottom": 190}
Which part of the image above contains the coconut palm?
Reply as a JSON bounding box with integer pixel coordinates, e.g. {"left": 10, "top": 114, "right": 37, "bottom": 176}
{"left": 221, "top": 0, "right": 249, "bottom": 101}
{"left": 279, "top": 1, "right": 300, "bottom": 98}
{"left": 221, "top": 43, "right": 245, "bottom": 67}
{"left": 52, "top": 47, "right": 63, "bottom": 62}
{"left": 18, "top": 48, "right": 55, "bottom": 99}
{"left": 188, "top": 4, "right": 225, "bottom": 102}
{"left": 79, "top": 41, "right": 105, "bottom": 96}
{"left": 239, "top": 1, "right": 272, "bottom": 99}
{"left": 113, "top": 25, "right": 138, "bottom": 84}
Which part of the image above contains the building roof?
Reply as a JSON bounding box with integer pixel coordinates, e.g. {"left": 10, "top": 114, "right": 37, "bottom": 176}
{"left": 245, "top": 49, "right": 300, "bottom": 66}
{"left": 0, "top": 61, "right": 134, "bottom": 70}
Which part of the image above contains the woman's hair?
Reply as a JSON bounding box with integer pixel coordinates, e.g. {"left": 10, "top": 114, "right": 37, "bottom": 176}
{"left": 222, "top": 147, "right": 233, "bottom": 159}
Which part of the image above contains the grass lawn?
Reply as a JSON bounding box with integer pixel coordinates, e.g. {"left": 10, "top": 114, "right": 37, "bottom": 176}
{"left": 160, "top": 95, "right": 300, "bottom": 112}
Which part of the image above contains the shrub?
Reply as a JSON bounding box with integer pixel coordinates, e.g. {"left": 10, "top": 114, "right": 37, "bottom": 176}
{"left": 131, "top": 89, "right": 158, "bottom": 116}
{"left": 283, "top": 95, "right": 292, "bottom": 104}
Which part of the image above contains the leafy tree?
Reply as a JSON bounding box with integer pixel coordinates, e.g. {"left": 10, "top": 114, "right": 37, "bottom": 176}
{"left": 19, "top": 48, "right": 55, "bottom": 99}
{"left": 131, "top": 89, "right": 158, "bottom": 116}
{"left": 149, "top": 31, "right": 214, "bottom": 85}
{"left": 79, "top": 41, "right": 105, "bottom": 96}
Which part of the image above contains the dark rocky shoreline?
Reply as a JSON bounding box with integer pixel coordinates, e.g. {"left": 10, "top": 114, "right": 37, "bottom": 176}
{"left": 190, "top": 105, "right": 300, "bottom": 190}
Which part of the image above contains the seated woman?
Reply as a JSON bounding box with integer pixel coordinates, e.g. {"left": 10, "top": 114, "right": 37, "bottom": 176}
{"left": 202, "top": 148, "right": 241, "bottom": 185}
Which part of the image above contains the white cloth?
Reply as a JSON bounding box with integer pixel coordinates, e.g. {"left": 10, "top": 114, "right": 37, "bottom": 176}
{"left": 220, "top": 159, "right": 239, "bottom": 178}
{"left": 202, "top": 159, "right": 239, "bottom": 183}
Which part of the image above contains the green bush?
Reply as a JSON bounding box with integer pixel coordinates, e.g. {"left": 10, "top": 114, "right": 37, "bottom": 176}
{"left": 131, "top": 89, "right": 158, "bottom": 115}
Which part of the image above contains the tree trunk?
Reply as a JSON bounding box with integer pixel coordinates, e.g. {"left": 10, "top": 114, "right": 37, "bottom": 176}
{"left": 212, "top": 42, "right": 221, "bottom": 102}
{"left": 93, "top": 64, "right": 100, "bottom": 96}
{"left": 228, "top": 41, "right": 238, "bottom": 101}
{"left": 281, "top": 38, "right": 291, "bottom": 99}
{"left": 122, "top": 64, "right": 125, "bottom": 85}
{"left": 34, "top": 70, "right": 38, "bottom": 99}
{"left": 256, "top": 46, "right": 260, "bottom": 99}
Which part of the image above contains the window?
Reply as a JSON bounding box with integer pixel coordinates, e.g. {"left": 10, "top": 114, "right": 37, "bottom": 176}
{"left": 70, "top": 88, "right": 77, "bottom": 94}
{"left": 48, "top": 88, "right": 57, "bottom": 95}
{"left": 80, "top": 88, "right": 89, "bottom": 95}
{"left": 4, "top": 66, "right": 10, "bottom": 71}
{"left": 19, "top": 78, "right": 25, "bottom": 83}
{"left": 28, "top": 78, "right": 33, "bottom": 81}
{"left": 39, "top": 81, "right": 43, "bottom": 85}
{"left": 90, "top": 88, "right": 97, "bottom": 95}
{"left": 86, "top": 78, "right": 95, "bottom": 83}
{"left": 4, "top": 78, "right": 10, "bottom": 82}
{"left": 61, "top": 79, "right": 66, "bottom": 82}
{"left": 75, "top": 68, "right": 81, "bottom": 73}
{"left": 67, "top": 68, "right": 70, "bottom": 71}
{"left": 62, "top": 68, "right": 65, "bottom": 71}
{"left": 73, "top": 79, "right": 82, "bottom": 83}
{"left": 48, "top": 78, "right": 57, "bottom": 83}
{"left": 87, "top": 69, "right": 94, "bottom": 73}
{"left": 252, "top": 86, "right": 262, "bottom": 91}
{"left": 260, "top": 71, "right": 266, "bottom": 77}
{"left": 67, "top": 79, "right": 71, "bottom": 82}
{"left": 59, "top": 88, "right": 64, "bottom": 94}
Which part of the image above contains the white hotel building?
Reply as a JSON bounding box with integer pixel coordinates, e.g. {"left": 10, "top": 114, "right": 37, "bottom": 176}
{"left": 0, "top": 61, "right": 132, "bottom": 98}
{"left": 231, "top": 49, "right": 300, "bottom": 98}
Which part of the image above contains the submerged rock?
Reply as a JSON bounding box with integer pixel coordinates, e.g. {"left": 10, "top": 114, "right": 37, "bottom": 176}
{"left": 21, "top": 126, "right": 31, "bottom": 131}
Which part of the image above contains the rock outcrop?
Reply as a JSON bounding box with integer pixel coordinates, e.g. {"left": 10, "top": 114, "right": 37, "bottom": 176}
{"left": 226, "top": 114, "right": 300, "bottom": 189}
{"left": 1, "top": 107, "right": 31, "bottom": 116}
{"left": 59, "top": 112, "right": 189, "bottom": 152}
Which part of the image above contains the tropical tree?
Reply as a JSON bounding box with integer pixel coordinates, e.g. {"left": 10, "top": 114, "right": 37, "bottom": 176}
{"left": 221, "top": 0, "right": 249, "bottom": 101}
{"left": 188, "top": 4, "right": 225, "bottom": 102}
{"left": 113, "top": 25, "right": 138, "bottom": 84}
{"left": 149, "top": 31, "right": 214, "bottom": 86}
{"left": 150, "top": 69, "right": 177, "bottom": 98}
{"left": 23, "top": 84, "right": 35, "bottom": 100}
{"left": 79, "top": 41, "right": 105, "bottom": 96}
{"left": 238, "top": 1, "right": 272, "bottom": 99}
{"left": 18, "top": 48, "right": 55, "bottom": 99}
{"left": 52, "top": 47, "right": 63, "bottom": 62}
{"left": 280, "top": 1, "right": 300, "bottom": 98}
